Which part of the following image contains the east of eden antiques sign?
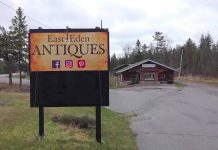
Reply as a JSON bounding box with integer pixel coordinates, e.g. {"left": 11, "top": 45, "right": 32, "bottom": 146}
{"left": 29, "top": 29, "right": 109, "bottom": 107}
{"left": 30, "top": 31, "right": 108, "bottom": 71}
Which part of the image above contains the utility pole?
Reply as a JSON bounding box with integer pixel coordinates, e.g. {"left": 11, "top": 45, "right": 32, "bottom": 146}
{"left": 179, "top": 47, "right": 184, "bottom": 77}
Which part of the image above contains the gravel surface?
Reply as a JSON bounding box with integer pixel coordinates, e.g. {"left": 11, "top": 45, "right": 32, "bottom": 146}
{"left": 109, "top": 81, "right": 218, "bottom": 150}
{"left": 0, "top": 74, "right": 29, "bottom": 85}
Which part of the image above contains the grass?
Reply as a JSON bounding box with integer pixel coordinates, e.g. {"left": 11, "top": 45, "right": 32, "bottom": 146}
{"left": 0, "top": 87, "right": 137, "bottom": 150}
{"left": 174, "top": 81, "right": 187, "bottom": 88}
{"left": 177, "top": 76, "right": 218, "bottom": 86}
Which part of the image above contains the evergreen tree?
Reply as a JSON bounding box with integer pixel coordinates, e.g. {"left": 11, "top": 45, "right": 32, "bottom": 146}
{"left": 132, "top": 39, "right": 143, "bottom": 62}
{"left": 211, "top": 43, "right": 218, "bottom": 76}
{"left": 9, "top": 7, "right": 28, "bottom": 87}
{"left": 182, "top": 38, "right": 197, "bottom": 75}
{"left": 141, "top": 44, "right": 148, "bottom": 59}
{"left": 0, "top": 26, "right": 17, "bottom": 85}
{"left": 199, "top": 33, "right": 213, "bottom": 77}
{"left": 152, "top": 32, "right": 166, "bottom": 63}
{"left": 110, "top": 53, "right": 117, "bottom": 69}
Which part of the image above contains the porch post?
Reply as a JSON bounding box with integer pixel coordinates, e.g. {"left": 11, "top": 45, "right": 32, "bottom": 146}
{"left": 120, "top": 73, "right": 123, "bottom": 82}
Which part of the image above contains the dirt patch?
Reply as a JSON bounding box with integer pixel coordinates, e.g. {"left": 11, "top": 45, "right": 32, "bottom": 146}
{"left": 0, "top": 83, "right": 29, "bottom": 93}
{"left": 52, "top": 115, "right": 95, "bottom": 129}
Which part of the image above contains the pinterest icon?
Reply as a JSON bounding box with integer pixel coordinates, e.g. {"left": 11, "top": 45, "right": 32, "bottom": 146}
{"left": 78, "top": 60, "right": 86, "bottom": 68}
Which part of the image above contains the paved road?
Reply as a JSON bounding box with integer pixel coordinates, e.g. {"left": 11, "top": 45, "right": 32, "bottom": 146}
{"left": 0, "top": 74, "right": 30, "bottom": 85}
{"left": 109, "top": 81, "right": 218, "bottom": 150}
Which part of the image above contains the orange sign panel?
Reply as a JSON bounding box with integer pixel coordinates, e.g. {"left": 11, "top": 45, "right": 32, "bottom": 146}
{"left": 30, "top": 32, "right": 109, "bottom": 71}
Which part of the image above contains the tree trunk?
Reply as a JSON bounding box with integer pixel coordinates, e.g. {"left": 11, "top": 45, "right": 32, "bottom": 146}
{"left": 8, "top": 62, "right": 13, "bottom": 86}
{"left": 9, "top": 72, "right": 13, "bottom": 86}
{"left": 19, "top": 69, "right": 22, "bottom": 87}
{"left": 19, "top": 48, "right": 22, "bottom": 87}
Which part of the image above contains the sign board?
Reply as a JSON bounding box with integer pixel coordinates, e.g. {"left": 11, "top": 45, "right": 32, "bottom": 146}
{"left": 30, "top": 32, "right": 108, "bottom": 71}
{"left": 29, "top": 29, "right": 109, "bottom": 107}
{"left": 142, "top": 64, "right": 156, "bottom": 68}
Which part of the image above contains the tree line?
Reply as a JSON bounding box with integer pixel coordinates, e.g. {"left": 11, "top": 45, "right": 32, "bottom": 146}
{"left": 0, "top": 7, "right": 28, "bottom": 86}
{"left": 1, "top": 7, "right": 218, "bottom": 87}
{"left": 111, "top": 32, "right": 218, "bottom": 77}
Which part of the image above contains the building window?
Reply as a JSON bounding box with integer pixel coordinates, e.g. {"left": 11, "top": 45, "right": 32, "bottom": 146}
{"left": 144, "top": 73, "right": 155, "bottom": 80}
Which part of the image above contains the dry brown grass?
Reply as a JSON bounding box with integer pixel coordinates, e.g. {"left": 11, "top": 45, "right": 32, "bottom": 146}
{"left": 0, "top": 83, "right": 29, "bottom": 93}
{"left": 177, "top": 75, "right": 218, "bottom": 85}
{"left": 109, "top": 75, "right": 125, "bottom": 88}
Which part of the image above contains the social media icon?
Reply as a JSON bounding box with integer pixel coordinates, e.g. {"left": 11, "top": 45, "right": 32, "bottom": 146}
{"left": 65, "top": 60, "right": 73, "bottom": 68}
{"left": 78, "top": 60, "right": 85, "bottom": 68}
{"left": 52, "top": 60, "right": 60, "bottom": 68}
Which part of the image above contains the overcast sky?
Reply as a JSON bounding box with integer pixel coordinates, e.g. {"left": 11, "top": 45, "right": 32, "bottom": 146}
{"left": 1, "top": 0, "right": 218, "bottom": 56}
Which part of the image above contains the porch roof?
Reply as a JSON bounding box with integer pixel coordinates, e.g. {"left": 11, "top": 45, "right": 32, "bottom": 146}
{"left": 116, "top": 59, "right": 176, "bottom": 73}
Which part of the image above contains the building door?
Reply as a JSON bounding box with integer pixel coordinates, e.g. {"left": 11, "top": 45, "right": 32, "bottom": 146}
{"left": 158, "top": 73, "right": 166, "bottom": 81}
{"left": 131, "top": 72, "right": 139, "bottom": 83}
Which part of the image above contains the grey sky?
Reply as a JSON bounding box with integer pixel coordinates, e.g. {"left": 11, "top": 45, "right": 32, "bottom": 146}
{"left": 1, "top": 0, "right": 218, "bottom": 56}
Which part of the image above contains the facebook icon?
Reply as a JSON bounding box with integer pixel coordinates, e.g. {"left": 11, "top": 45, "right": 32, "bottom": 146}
{"left": 52, "top": 60, "right": 60, "bottom": 69}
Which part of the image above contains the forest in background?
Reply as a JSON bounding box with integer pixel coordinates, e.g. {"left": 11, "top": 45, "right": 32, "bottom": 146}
{"left": 1, "top": 7, "right": 218, "bottom": 83}
{"left": 110, "top": 32, "right": 218, "bottom": 77}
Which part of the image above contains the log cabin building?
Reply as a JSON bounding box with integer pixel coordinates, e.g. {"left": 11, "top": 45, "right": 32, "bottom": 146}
{"left": 115, "top": 59, "right": 176, "bottom": 84}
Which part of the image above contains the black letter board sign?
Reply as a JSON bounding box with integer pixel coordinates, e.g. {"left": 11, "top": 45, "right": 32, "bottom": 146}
{"left": 29, "top": 29, "right": 109, "bottom": 107}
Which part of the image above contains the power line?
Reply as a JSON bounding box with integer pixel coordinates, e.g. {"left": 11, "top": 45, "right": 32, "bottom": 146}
{"left": 0, "top": 0, "right": 50, "bottom": 28}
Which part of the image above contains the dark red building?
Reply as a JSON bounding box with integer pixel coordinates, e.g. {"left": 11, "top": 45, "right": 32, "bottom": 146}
{"left": 115, "top": 59, "right": 176, "bottom": 84}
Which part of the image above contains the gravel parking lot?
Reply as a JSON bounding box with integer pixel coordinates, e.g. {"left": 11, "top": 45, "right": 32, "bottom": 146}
{"left": 109, "top": 81, "right": 218, "bottom": 150}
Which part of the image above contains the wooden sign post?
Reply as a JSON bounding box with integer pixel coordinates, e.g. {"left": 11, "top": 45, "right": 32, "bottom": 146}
{"left": 29, "top": 28, "right": 109, "bottom": 142}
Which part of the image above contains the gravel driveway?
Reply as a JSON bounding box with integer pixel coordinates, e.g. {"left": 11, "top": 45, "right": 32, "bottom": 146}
{"left": 109, "top": 81, "right": 218, "bottom": 150}
{"left": 0, "top": 74, "right": 30, "bottom": 85}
